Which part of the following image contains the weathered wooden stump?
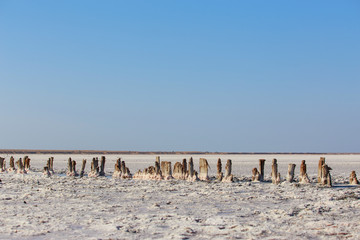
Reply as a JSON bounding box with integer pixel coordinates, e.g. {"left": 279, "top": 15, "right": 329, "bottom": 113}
{"left": 299, "top": 160, "right": 310, "bottom": 184}
{"left": 99, "top": 156, "right": 106, "bottom": 176}
{"left": 161, "top": 161, "right": 172, "bottom": 180}
{"left": 0, "top": 157, "right": 6, "bottom": 172}
{"left": 156, "top": 156, "right": 160, "bottom": 165}
{"left": 43, "top": 166, "right": 51, "bottom": 177}
{"left": 259, "top": 159, "right": 266, "bottom": 181}
{"left": 89, "top": 157, "right": 100, "bottom": 177}
{"left": 24, "top": 156, "right": 31, "bottom": 171}
{"left": 80, "top": 159, "right": 86, "bottom": 177}
{"left": 67, "top": 158, "right": 78, "bottom": 176}
{"left": 173, "top": 162, "right": 184, "bottom": 180}
{"left": 182, "top": 158, "right": 187, "bottom": 179}
{"left": 199, "top": 158, "right": 210, "bottom": 181}
{"left": 113, "top": 158, "right": 122, "bottom": 178}
{"left": 49, "top": 157, "right": 54, "bottom": 173}
{"left": 223, "top": 159, "right": 234, "bottom": 182}
{"left": 287, "top": 164, "right": 296, "bottom": 183}
{"left": 121, "top": 161, "right": 132, "bottom": 179}
{"left": 8, "top": 156, "right": 16, "bottom": 172}
{"left": 349, "top": 171, "right": 359, "bottom": 185}
{"left": 321, "top": 164, "right": 332, "bottom": 187}
{"left": 271, "top": 159, "right": 280, "bottom": 184}
{"left": 252, "top": 168, "right": 260, "bottom": 181}
{"left": 67, "top": 158, "right": 73, "bottom": 175}
{"left": 16, "top": 158, "right": 26, "bottom": 174}
{"left": 187, "top": 157, "right": 198, "bottom": 181}
{"left": 217, "top": 158, "right": 223, "bottom": 181}
{"left": 318, "top": 157, "right": 325, "bottom": 183}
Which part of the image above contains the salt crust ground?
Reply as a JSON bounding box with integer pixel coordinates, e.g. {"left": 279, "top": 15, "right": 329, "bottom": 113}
{"left": 0, "top": 154, "right": 359, "bottom": 239}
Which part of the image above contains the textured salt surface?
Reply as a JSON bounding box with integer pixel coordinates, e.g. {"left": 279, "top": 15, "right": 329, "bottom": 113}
{"left": 0, "top": 154, "right": 359, "bottom": 239}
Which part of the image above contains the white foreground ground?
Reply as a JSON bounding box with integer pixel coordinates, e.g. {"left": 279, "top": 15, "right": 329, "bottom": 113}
{"left": 0, "top": 154, "right": 359, "bottom": 239}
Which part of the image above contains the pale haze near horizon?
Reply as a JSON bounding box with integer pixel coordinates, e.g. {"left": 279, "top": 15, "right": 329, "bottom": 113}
{"left": 0, "top": 1, "right": 359, "bottom": 152}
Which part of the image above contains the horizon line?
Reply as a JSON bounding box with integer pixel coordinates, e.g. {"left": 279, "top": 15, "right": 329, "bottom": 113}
{"left": 0, "top": 149, "right": 359, "bottom": 155}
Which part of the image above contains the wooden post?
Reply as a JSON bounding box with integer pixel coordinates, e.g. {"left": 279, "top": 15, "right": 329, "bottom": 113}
{"left": 187, "top": 157, "right": 198, "bottom": 181}
{"left": 8, "top": 156, "right": 15, "bottom": 172}
{"left": 271, "top": 159, "right": 278, "bottom": 184}
{"left": 349, "top": 171, "right": 359, "bottom": 185}
{"left": 80, "top": 159, "right": 86, "bottom": 177}
{"left": 120, "top": 161, "right": 132, "bottom": 179}
{"left": 67, "top": 158, "right": 73, "bottom": 175}
{"left": 112, "top": 158, "right": 121, "bottom": 178}
{"left": 0, "top": 157, "right": 5, "bottom": 172}
{"left": 72, "top": 160, "right": 79, "bottom": 176}
{"left": 43, "top": 166, "right": 51, "bottom": 177}
{"left": 182, "top": 158, "right": 187, "bottom": 179}
{"left": 50, "top": 157, "right": 54, "bottom": 173}
{"left": 259, "top": 159, "right": 266, "bottom": 181}
{"left": 318, "top": 157, "right": 325, "bottom": 183}
{"left": 161, "top": 161, "right": 173, "bottom": 180}
{"left": 156, "top": 156, "right": 160, "bottom": 165}
{"left": 99, "top": 156, "right": 106, "bottom": 176}
{"left": 16, "top": 158, "right": 26, "bottom": 174}
{"left": 287, "top": 164, "right": 296, "bottom": 183}
{"left": 321, "top": 164, "right": 332, "bottom": 187}
{"left": 199, "top": 158, "right": 210, "bottom": 181}
{"left": 188, "top": 157, "right": 194, "bottom": 178}
{"left": 299, "top": 160, "right": 310, "bottom": 184}
{"left": 252, "top": 168, "right": 260, "bottom": 181}
{"left": 173, "top": 162, "right": 183, "bottom": 179}
{"left": 24, "top": 156, "right": 30, "bottom": 171}
{"left": 223, "top": 159, "right": 234, "bottom": 182}
{"left": 89, "top": 157, "right": 100, "bottom": 177}
{"left": 217, "top": 158, "right": 223, "bottom": 181}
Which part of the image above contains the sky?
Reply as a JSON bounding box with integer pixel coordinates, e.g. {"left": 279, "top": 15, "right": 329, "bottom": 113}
{"left": 0, "top": 1, "right": 359, "bottom": 152}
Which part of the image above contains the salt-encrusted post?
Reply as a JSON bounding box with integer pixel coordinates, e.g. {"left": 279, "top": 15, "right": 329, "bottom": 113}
{"left": 299, "top": 160, "right": 310, "bottom": 184}
{"left": 8, "top": 156, "right": 16, "bottom": 172}
{"left": 16, "top": 158, "right": 26, "bottom": 174}
{"left": 287, "top": 164, "right": 296, "bottom": 183}
{"left": 49, "top": 157, "right": 54, "bottom": 173}
{"left": 121, "top": 160, "right": 132, "bottom": 179}
{"left": 199, "top": 158, "right": 210, "bottom": 181}
{"left": 161, "top": 161, "right": 172, "bottom": 180}
{"left": 259, "top": 159, "right": 266, "bottom": 181}
{"left": 24, "top": 156, "right": 31, "bottom": 171}
{"left": 0, "top": 157, "right": 6, "bottom": 172}
{"left": 67, "top": 158, "right": 78, "bottom": 176}
{"left": 43, "top": 166, "right": 51, "bottom": 177}
{"left": 182, "top": 158, "right": 187, "bottom": 179}
{"left": 89, "top": 157, "right": 100, "bottom": 177}
{"left": 188, "top": 157, "right": 194, "bottom": 178}
{"left": 72, "top": 160, "right": 79, "bottom": 176}
{"left": 156, "top": 156, "right": 160, "bottom": 165}
{"left": 318, "top": 157, "right": 325, "bottom": 183}
{"left": 349, "top": 171, "right": 359, "bottom": 185}
{"left": 155, "top": 160, "right": 161, "bottom": 175}
{"left": 80, "top": 159, "right": 86, "bottom": 177}
{"left": 112, "top": 158, "right": 121, "bottom": 178}
{"left": 217, "top": 158, "right": 223, "bottom": 181}
{"left": 67, "top": 158, "right": 73, "bottom": 174}
{"left": 223, "top": 159, "right": 234, "bottom": 182}
{"left": 173, "top": 162, "right": 183, "bottom": 179}
{"left": 321, "top": 164, "right": 332, "bottom": 187}
{"left": 252, "top": 168, "right": 260, "bottom": 181}
{"left": 187, "top": 157, "right": 198, "bottom": 181}
{"left": 271, "top": 159, "right": 280, "bottom": 184}
{"left": 99, "top": 156, "right": 106, "bottom": 176}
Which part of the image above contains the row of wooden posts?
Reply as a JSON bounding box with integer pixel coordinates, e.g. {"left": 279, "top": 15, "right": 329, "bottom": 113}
{"left": 0, "top": 156, "right": 359, "bottom": 186}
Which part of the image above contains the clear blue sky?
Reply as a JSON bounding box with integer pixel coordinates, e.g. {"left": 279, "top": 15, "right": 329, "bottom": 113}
{"left": 0, "top": 1, "right": 359, "bottom": 152}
